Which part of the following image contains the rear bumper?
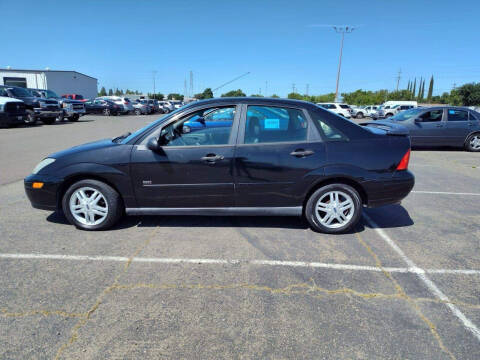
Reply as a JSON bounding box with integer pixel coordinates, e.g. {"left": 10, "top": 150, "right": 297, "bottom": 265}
{"left": 365, "top": 170, "right": 415, "bottom": 208}
{"left": 24, "top": 174, "right": 63, "bottom": 211}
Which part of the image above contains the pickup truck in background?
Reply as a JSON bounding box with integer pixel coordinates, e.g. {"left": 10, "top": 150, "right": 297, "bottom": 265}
{"left": 0, "top": 96, "right": 26, "bottom": 128}
{"left": 30, "top": 89, "right": 86, "bottom": 122}
{"left": 0, "top": 85, "right": 62, "bottom": 125}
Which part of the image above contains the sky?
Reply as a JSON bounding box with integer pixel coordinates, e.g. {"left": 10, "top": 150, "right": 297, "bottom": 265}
{"left": 1, "top": 0, "right": 479, "bottom": 97}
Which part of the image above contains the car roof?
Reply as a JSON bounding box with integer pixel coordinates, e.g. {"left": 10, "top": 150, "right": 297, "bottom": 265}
{"left": 193, "top": 97, "right": 318, "bottom": 109}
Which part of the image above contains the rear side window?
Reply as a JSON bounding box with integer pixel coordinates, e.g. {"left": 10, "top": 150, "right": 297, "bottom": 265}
{"left": 447, "top": 109, "right": 468, "bottom": 121}
{"left": 470, "top": 111, "right": 479, "bottom": 121}
{"left": 309, "top": 110, "right": 348, "bottom": 141}
{"left": 244, "top": 106, "right": 308, "bottom": 144}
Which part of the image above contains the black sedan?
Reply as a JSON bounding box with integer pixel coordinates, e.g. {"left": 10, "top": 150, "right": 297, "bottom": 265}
{"left": 24, "top": 98, "right": 414, "bottom": 233}
{"left": 84, "top": 99, "right": 122, "bottom": 116}
{"left": 366, "top": 106, "right": 480, "bottom": 151}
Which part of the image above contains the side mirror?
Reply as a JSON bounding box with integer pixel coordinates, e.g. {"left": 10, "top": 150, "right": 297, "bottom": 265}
{"left": 146, "top": 137, "right": 160, "bottom": 151}
{"left": 196, "top": 116, "right": 206, "bottom": 125}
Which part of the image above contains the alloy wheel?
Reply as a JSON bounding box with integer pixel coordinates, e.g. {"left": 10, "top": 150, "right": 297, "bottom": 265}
{"left": 69, "top": 187, "right": 109, "bottom": 226}
{"left": 470, "top": 135, "right": 480, "bottom": 150}
{"left": 315, "top": 190, "right": 354, "bottom": 229}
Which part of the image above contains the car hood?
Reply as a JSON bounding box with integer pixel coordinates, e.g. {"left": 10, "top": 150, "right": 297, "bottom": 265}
{"left": 49, "top": 139, "right": 118, "bottom": 159}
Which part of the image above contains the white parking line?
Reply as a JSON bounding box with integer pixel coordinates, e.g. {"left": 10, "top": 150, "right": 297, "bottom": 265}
{"left": 363, "top": 213, "right": 480, "bottom": 342}
{"left": 0, "top": 253, "right": 479, "bottom": 275}
{"left": 412, "top": 190, "right": 480, "bottom": 196}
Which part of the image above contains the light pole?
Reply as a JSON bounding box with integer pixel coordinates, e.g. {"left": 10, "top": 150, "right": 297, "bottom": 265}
{"left": 333, "top": 26, "right": 354, "bottom": 102}
{"left": 152, "top": 70, "right": 157, "bottom": 99}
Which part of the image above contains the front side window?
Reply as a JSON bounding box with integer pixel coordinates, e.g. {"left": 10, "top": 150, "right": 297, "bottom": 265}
{"left": 420, "top": 110, "right": 443, "bottom": 122}
{"left": 447, "top": 109, "right": 468, "bottom": 121}
{"left": 470, "top": 111, "right": 479, "bottom": 121}
{"left": 159, "top": 106, "right": 235, "bottom": 147}
{"left": 244, "top": 105, "right": 308, "bottom": 144}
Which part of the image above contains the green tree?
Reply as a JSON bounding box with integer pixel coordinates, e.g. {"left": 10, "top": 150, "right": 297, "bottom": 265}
{"left": 249, "top": 94, "right": 264, "bottom": 97}
{"left": 411, "top": 78, "right": 416, "bottom": 100}
{"left": 457, "top": 83, "right": 480, "bottom": 106}
{"left": 194, "top": 88, "right": 214, "bottom": 100}
{"left": 98, "top": 87, "right": 107, "bottom": 97}
{"left": 270, "top": 94, "right": 280, "bottom": 98}
{"left": 427, "top": 76, "right": 434, "bottom": 102}
{"left": 167, "top": 93, "right": 184, "bottom": 100}
{"left": 221, "top": 89, "right": 246, "bottom": 97}
{"left": 108, "top": 88, "right": 113, "bottom": 96}
{"left": 287, "top": 92, "right": 304, "bottom": 100}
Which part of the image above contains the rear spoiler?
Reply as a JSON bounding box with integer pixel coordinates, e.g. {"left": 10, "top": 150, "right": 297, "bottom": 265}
{"left": 359, "top": 121, "right": 409, "bottom": 136}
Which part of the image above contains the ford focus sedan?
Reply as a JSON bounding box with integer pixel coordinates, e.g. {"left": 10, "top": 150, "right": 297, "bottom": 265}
{"left": 25, "top": 98, "right": 414, "bottom": 233}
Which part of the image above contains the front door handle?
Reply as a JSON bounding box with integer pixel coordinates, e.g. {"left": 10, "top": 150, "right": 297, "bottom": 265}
{"left": 200, "top": 154, "right": 224, "bottom": 162}
{"left": 290, "top": 149, "right": 314, "bottom": 157}
{"left": 435, "top": 124, "right": 443, "bottom": 127}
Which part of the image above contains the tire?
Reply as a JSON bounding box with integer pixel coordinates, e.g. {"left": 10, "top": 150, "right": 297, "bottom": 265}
{"left": 356, "top": 112, "right": 364, "bottom": 119}
{"left": 57, "top": 112, "right": 65, "bottom": 122}
{"left": 62, "top": 179, "right": 123, "bottom": 231}
{"left": 25, "top": 109, "right": 36, "bottom": 125}
{"left": 304, "top": 184, "right": 362, "bottom": 234}
{"left": 465, "top": 133, "right": 480, "bottom": 152}
{"left": 134, "top": 108, "right": 141, "bottom": 115}
{"left": 385, "top": 113, "right": 394, "bottom": 118}
{"left": 103, "top": 108, "right": 111, "bottom": 116}
{"left": 70, "top": 114, "right": 80, "bottom": 122}
{"left": 42, "top": 117, "right": 56, "bottom": 125}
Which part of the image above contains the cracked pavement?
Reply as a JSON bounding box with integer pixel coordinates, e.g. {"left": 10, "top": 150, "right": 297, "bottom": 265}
{"left": 1, "top": 114, "right": 479, "bottom": 359}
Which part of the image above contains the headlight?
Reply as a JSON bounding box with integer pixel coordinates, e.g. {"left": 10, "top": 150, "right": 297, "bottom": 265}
{"left": 32, "top": 158, "right": 56, "bottom": 174}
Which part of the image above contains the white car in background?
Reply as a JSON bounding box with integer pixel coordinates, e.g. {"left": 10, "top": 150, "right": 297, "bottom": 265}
{"left": 100, "top": 96, "right": 134, "bottom": 114}
{"left": 316, "top": 103, "right": 352, "bottom": 118}
{"left": 352, "top": 105, "right": 379, "bottom": 119}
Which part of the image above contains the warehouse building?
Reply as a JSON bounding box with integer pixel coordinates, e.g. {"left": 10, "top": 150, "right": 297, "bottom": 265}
{"left": 0, "top": 68, "right": 98, "bottom": 99}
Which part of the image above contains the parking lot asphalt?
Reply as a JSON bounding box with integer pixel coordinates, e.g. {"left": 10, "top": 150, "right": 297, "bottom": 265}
{"left": 0, "top": 114, "right": 479, "bottom": 359}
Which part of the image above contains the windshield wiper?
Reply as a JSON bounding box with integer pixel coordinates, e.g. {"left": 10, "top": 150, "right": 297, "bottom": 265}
{"left": 112, "top": 132, "right": 131, "bottom": 143}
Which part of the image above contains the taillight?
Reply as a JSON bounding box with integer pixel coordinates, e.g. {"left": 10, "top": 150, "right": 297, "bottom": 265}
{"left": 396, "top": 149, "right": 410, "bottom": 170}
{"left": 124, "top": 101, "right": 128, "bottom": 105}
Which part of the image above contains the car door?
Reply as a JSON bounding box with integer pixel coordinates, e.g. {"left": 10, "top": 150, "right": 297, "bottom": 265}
{"left": 129, "top": 104, "right": 240, "bottom": 208}
{"left": 408, "top": 108, "right": 445, "bottom": 146}
{"left": 234, "top": 103, "right": 327, "bottom": 207}
{"left": 443, "top": 108, "right": 472, "bottom": 146}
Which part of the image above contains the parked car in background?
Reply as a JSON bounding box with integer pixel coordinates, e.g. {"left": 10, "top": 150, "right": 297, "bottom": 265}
{"left": 372, "top": 104, "right": 417, "bottom": 120}
{"left": 99, "top": 96, "right": 134, "bottom": 114}
{"left": 147, "top": 99, "right": 164, "bottom": 113}
{"left": 317, "top": 103, "right": 352, "bottom": 118}
{"left": 0, "top": 85, "right": 62, "bottom": 125}
{"left": 159, "top": 101, "right": 172, "bottom": 113}
{"left": 352, "top": 105, "right": 379, "bottom": 119}
{"left": 62, "top": 94, "right": 87, "bottom": 102}
{"left": 85, "top": 99, "right": 122, "bottom": 116}
{"left": 0, "top": 96, "right": 26, "bottom": 128}
{"left": 25, "top": 97, "right": 414, "bottom": 233}
{"left": 132, "top": 101, "right": 150, "bottom": 115}
{"left": 29, "top": 88, "right": 85, "bottom": 122}
{"left": 364, "top": 106, "right": 480, "bottom": 151}
{"left": 171, "top": 100, "right": 184, "bottom": 109}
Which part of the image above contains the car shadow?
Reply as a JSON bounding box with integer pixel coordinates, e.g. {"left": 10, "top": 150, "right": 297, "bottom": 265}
{"left": 46, "top": 204, "right": 413, "bottom": 233}
{"left": 412, "top": 146, "right": 462, "bottom": 152}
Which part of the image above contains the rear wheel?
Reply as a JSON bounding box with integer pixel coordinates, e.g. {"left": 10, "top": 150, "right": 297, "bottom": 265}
{"left": 305, "top": 184, "right": 362, "bottom": 234}
{"left": 70, "top": 114, "right": 79, "bottom": 122}
{"left": 103, "top": 108, "right": 111, "bottom": 116}
{"left": 42, "top": 117, "right": 56, "bottom": 125}
{"left": 356, "top": 112, "right": 364, "bottom": 119}
{"left": 466, "top": 133, "right": 480, "bottom": 152}
{"left": 62, "top": 179, "right": 123, "bottom": 230}
{"left": 385, "top": 113, "right": 394, "bottom": 118}
{"left": 134, "top": 108, "right": 141, "bottom": 115}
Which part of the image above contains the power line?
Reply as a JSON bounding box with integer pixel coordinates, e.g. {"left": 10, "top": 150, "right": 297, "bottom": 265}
{"left": 212, "top": 72, "right": 250, "bottom": 92}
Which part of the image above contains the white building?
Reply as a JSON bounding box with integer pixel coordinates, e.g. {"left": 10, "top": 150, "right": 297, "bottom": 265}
{"left": 0, "top": 68, "right": 98, "bottom": 99}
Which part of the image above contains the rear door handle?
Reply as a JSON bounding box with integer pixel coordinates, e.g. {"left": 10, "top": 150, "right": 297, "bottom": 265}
{"left": 435, "top": 124, "right": 443, "bottom": 127}
{"left": 200, "top": 154, "right": 224, "bottom": 162}
{"left": 290, "top": 149, "right": 314, "bottom": 157}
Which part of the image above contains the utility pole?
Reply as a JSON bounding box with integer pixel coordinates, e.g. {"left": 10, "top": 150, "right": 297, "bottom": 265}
{"left": 332, "top": 26, "right": 355, "bottom": 102}
{"left": 265, "top": 81, "right": 268, "bottom": 96}
{"left": 152, "top": 70, "right": 157, "bottom": 98}
{"left": 292, "top": 83, "right": 296, "bottom": 94}
{"left": 189, "top": 71, "right": 193, "bottom": 99}
{"left": 395, "top": 69, "right": 402, "bottom": 92}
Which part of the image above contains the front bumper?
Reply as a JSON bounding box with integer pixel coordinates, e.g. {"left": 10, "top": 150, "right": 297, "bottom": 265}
{"left": 64, "top": 108, "right": 86, "bottom": 117}
{"left": 0, "top": 112, "right": 25, "bottom": 125}
{"left": 365, "top": 170, "right": 415, "bottom": 208}
{"left": 34, "top": 108, "right": 62, "bottom": 118}
{"left": 24, "top": 174, "right": 63, "bottom": 211}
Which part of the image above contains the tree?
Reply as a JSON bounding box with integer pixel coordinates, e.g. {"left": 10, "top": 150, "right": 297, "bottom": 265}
{"left": 108, "top": 88, "right": 113, "bottom": 96}
{"left": 221, "top": 89, "right": 246, "bottom": 97}
{"left": 287, "top": 92, "right": 304, "bottom": 100}
{"left": 271, "top": 94, "right": 280, "bottom": 98}
{"left": 167, "top": 93, "right": 184, "bottom": 100}
{"left": 98, "top": 87, "right": 107, "bottom": 97}
{"left": 427, "top": 76, "right": 434, "bottom": 102}
{"left": 249, "top": 94, "right": 264, "bottom": 97}
{"left": 194, "top": 88, "right": 214, "bottom": 100}
{"left": 411, "top": 78, "right": 416, "bottom": 100}
{"left": 457, "top": 83, "right": 480, "bottom": 106}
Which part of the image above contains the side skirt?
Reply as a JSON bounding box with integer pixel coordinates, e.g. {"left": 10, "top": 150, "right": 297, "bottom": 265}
{"left": 125, "top": 207, "right": 302, "bottom": 217}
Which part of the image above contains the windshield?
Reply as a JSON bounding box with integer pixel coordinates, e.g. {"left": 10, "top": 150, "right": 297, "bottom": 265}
{"left": 10, "top": 87, "right": 31, "bottom": 97}
{"left": 119, "top": 105, "right": 192, "bottom": 144}
{"left": 45, "top": 90, "right": 60, "bottom": 98}
{"left": 389, "top": 108, "right": 423, "bottom": 121}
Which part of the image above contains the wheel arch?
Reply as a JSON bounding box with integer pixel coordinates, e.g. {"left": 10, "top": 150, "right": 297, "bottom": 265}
{"left": 302, "top": 177, "right": 368, "bottom": 212}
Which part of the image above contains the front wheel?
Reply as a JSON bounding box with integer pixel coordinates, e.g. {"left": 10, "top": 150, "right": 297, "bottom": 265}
{"left": 305, "top": 184, "right": 362, "bottom": 234}
{"left": 70, "top": 114, "right": 80, "bottom": 122}
{"left": 103, "top": 108, "right": 111, "bottom": 116}
{"left": 466, "top": 133, "right": 480, "bottom": 152}
{"left": 134, "top": 108, "right": 141, "bottom": 115}
{"left": 356, "top": 112, "right": 364, "bottom": 119}
{"left": 25, "top": 110, "right": 36, "bottom": 125}
{"left": 62, "top": 179, "right": 123, "bottom": 230}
